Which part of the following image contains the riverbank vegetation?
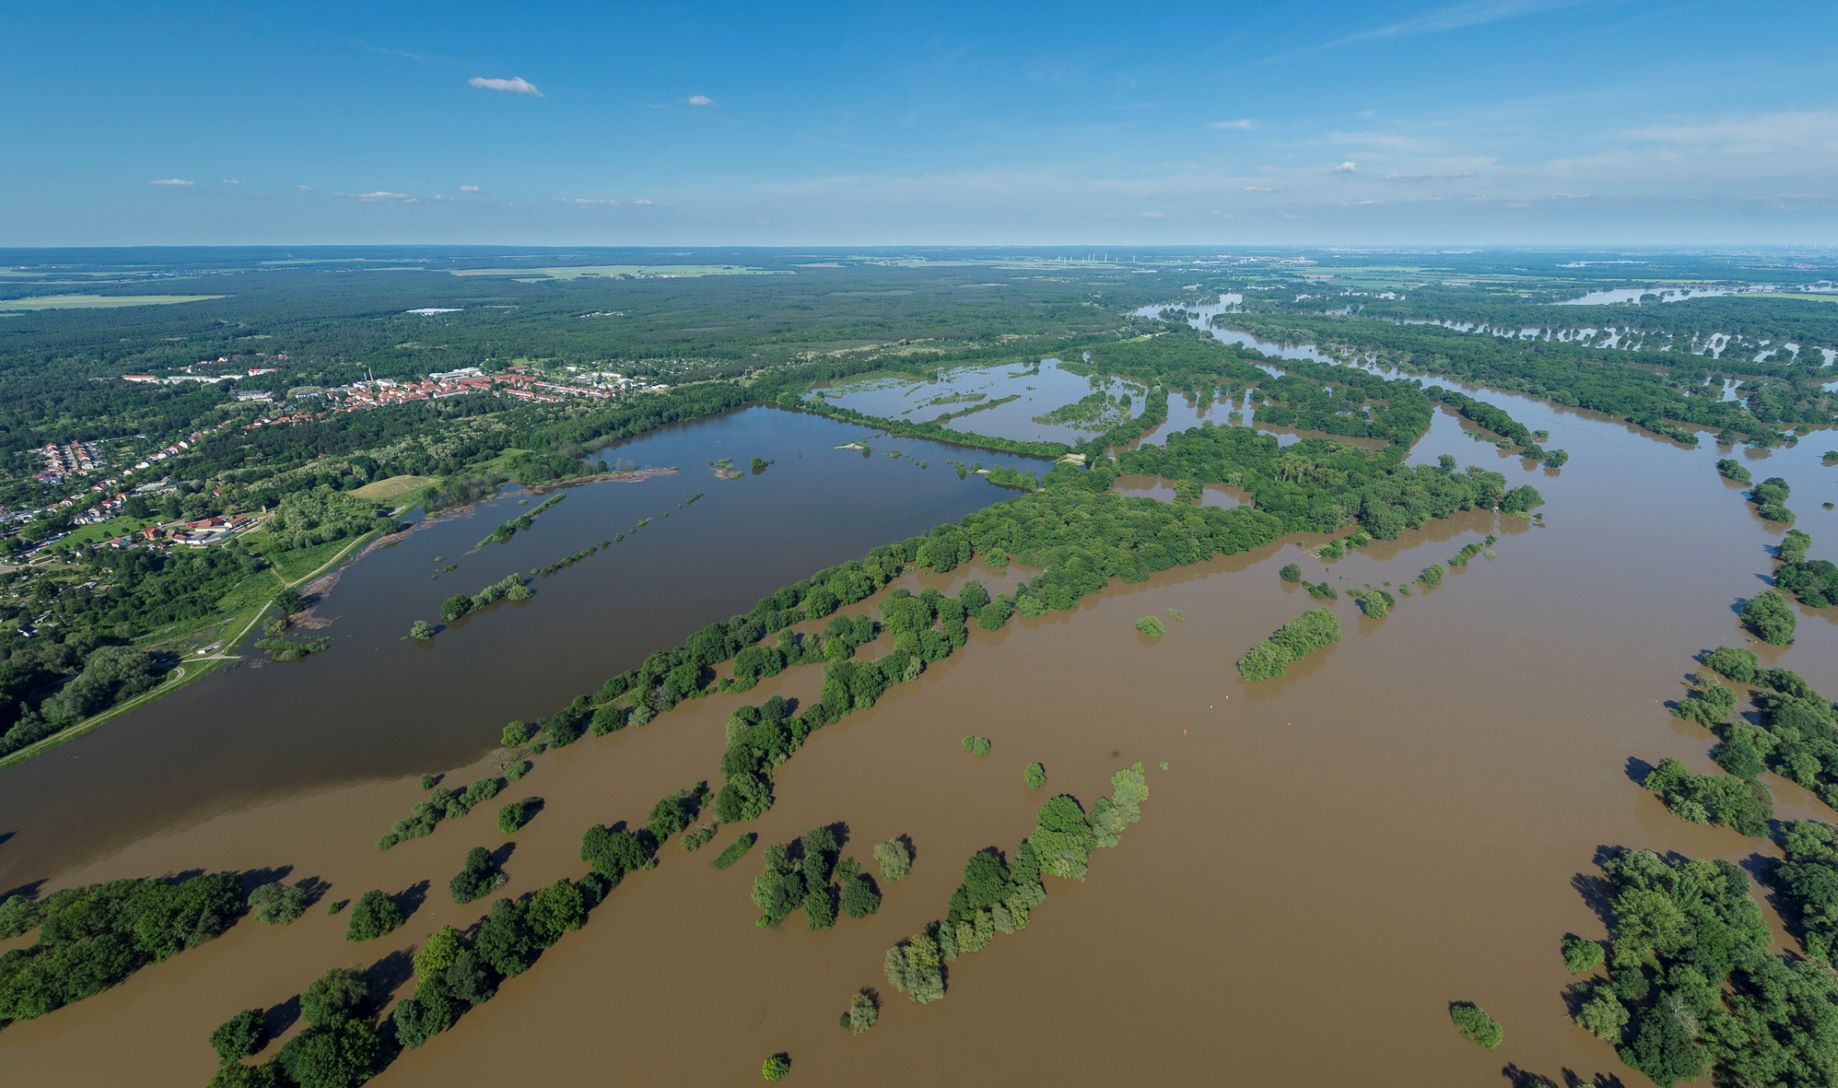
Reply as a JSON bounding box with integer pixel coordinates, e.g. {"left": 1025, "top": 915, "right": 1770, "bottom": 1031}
{"left": 882, "top": 764, "right": 1146, "bottom": 1006}
{"left": 1564, "top": 848, "right": 1838, "bottom": 1088}
{"left": 1750, "top": 475, "right": 1796, "bottom": 524}
{"left": 748, "top": 826, "right": 881, "bottom": 930}
{"left": 376, "top": 773, "right": 506, "bottom": 850}
{"left": 1695, "top": 652, "right": 1838, "bottom": 810}
{"left": 1641, "top": 756, "right": 1772, "bottom": 836}
{"left": 1236, "top": 609, "right": 1341, "bottom": 681}
{"left": 1447, "top": 1002, "right": 1502, "bottom": 1050}
{"left": 411, "top": 573, "right": 533, "bottom": 637}
{"left": 479, "top": 493, "right": 565, "bottom": 547}
{"left": 0, "top": 873, "right": 243, "bottom": 1025}
{"left": 1741, "top": 589, "right": 1797, "bottom": 645}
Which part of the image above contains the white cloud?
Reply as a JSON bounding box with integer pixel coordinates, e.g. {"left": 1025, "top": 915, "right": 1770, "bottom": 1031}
{"left": 1332, "top": 161, "right": 1359, "bottom": 174}
{"left": 147, "top": 178, "right": 194, "bottom": 187}
{"left": 1241, "top": 185, "right": 1278, "bottom": 192}
{"left": 459, "top": 184, "right": 481, "bottom": 193}
{"left": 633, "top": 197, "right": 654, "bottom": 205}
{"left": 1211, "top": 118, "right": 1257, "bottom": 131}
{"left": 221, "top": 178, "right": 242, "bottom": 185}
{"left": 352, "top": 191, "right": 413, "bottom": 202}
{"left": 1134, "top": 210, "right": 1167, "bottom": 218}
{"left": 469, "top": 76, "right": 542, "bottom": 97}
{"left": 686, "top": 94, "right": 715, "bottom": 106}
{"left": 296, "top": 184, "right": 314, "bottom": 192}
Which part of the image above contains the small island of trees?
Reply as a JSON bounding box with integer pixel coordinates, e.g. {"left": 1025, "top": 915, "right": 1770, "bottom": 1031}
{"left": 1236, "top": 608, "right": 1341, "bottom": 681}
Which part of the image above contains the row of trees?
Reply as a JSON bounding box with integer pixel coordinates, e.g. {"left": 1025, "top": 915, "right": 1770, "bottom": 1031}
{"left": 1236, "top": 609, "right": 1342, "bottom": 681}
{"left": 883, "top": 764, "right": 1147, "bottom": 1006}
{"left": 0, "top": 873, "right": 244, "bottom": 1024}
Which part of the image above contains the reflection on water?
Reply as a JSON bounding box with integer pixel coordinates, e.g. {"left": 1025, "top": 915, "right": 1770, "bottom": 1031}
{"left": 0, "top": 407, "right": 1050, "bottom": 882}
{"left": 810, "top": 357, "right": 1146, "bottom": 445}
{"left": 1555, "top": 283, "right": 1838, "bottom": 305}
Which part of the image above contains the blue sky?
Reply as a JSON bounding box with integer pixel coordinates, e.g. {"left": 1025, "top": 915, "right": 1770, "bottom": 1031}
{"left": 5, "top": 0, "right": 1838, "bottom": 245}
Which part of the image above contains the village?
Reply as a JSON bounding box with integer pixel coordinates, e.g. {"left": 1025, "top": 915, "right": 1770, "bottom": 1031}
{"left": 5, "top": 356, "right": 673, "bottom": 563}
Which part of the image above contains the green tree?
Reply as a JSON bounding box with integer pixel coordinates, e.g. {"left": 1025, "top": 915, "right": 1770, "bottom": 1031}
{"left": 209, "top": 1008, "right": 267, "bottom": 1065}
{"left": 839, "top": 875, "right": 882, "bottom": 919}
{"left": 1023, "top": 762, "right": 1046, "bottom": 790}
{"left": 449, "top": 846, "right": 506, "bottom": 904}
{"left": 1562, "top": 935, "right": 1604, "bottom": 974}
{"left": 343, "top": 890, "right": 404, "bottom": 942}
{"left": 1741, "top": 590, "right": 1797, "bottom": 646}
{"left": 872, "top": 838, "right": 912, "bottom": 882}
{"left": 248, "top": 881, "right": 309, "bottom": 925}
{"left": 300, "top": 968, "right": 368, "bottom": 1030}
{"left": 414, "top": 925, "right": 465, "bottom": 982}
{"left": 1448, "top": 1001, "right": 1502, "bottom": 1049}
{"left": 498, "top": 798, "right": 534, "bottom": 834}
{"left": 845, "top": 989, "right": 879, "bottom": 1035}
{"left": 762, "top": 1053, "right": 791, "bottom": 1082}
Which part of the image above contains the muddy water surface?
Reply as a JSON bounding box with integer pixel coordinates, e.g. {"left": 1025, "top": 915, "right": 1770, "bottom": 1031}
{"left": 4, "top": 313, "right": 1838, "bottom": 1087}
{"left": 0, "top": 407, "right": 1048, "bottom": 882}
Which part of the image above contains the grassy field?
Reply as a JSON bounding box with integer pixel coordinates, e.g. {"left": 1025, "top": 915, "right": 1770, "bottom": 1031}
{"left": 0, "top": 527, "right": 384, "bottom": 772}
{"left": 60, "top": 515, "right": 160, "bottom": 548}
{"left": 0, "top": 293, "right": 225, "bottom": 310}
{"left": 449, "top": 264, "right": 779, "bottom": 280}
{"left": 353, "top": 474, "right": 437, "bottom": 504}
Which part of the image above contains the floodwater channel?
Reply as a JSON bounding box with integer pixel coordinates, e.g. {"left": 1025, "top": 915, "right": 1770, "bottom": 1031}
{"left": 3, "top": 305, "right": 1838, "bottom": 1087}
{"left": 0, "top": 406, "right": 1050, "bottom": 882}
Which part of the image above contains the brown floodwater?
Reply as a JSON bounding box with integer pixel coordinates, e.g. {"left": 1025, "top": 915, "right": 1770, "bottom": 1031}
{"left": 3, "top": 313, "right": 1837, "bottom": 1087}
{"left": 0, "top": 406, "right": 1050, "bottom": 884}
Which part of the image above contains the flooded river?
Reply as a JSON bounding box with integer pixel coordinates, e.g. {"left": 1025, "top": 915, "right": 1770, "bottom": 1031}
{"left": 2, "top": 304, "right": 1837, "bottom": 1087}
{"left": 0, "top": 407, "right": 1048, "bottom": 883}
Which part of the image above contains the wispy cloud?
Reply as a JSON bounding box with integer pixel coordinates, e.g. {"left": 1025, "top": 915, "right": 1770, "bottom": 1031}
{"left": 1265, "top": 0, "right": 1598, "bottom": 62}
{"left": 1624, "top": 110, "right": 1838, "bottom": 153}
{"left": 350, "top": 39, "right": 477, "bottom": 67}
{"left": 459, "top": 184, "right": 481, "bottom": 193}
{"left": 685, "top": 94, "right": 715, "bottom": 107}
{"left": 1381, "top": 171, "right": 1478, "bottom": 183}
{"left": 469, "top": 76, "right": 542, "bottom": 97}
{"left": 1330, "top": 130, "right": 1436, "bottom": 152}
{"left": 296, "top": 184, "right": 314, "bottom": 192}
{"left": 350, "top": 191, "right": 414, "bottom": 202}
{"left": 221, "top": 178, "right": 242, "bottom": 186}
{"left": 147, "top": 178, "right": 194, "bottom": 187}
{"left": 1212, "top": 118, "right": 1257, "bottom": 131}
{"left": 633, "top": 198, "right": 654, "bottom": 205}
{"left": 1332, "top": 161, "right": 1359, "bottom": 174}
